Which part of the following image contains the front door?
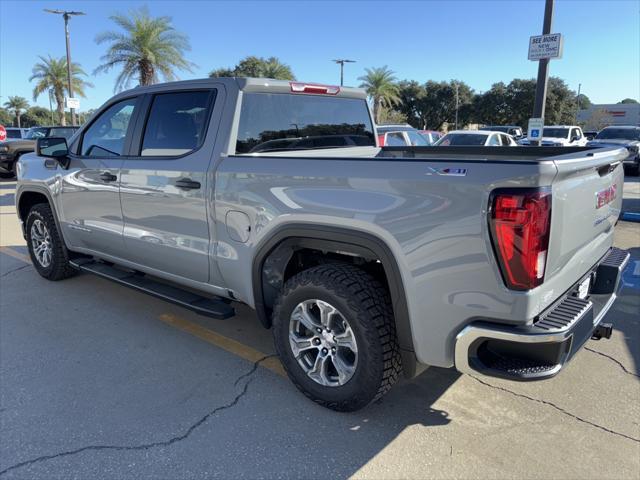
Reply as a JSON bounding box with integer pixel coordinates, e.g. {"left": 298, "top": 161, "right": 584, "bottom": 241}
{"left": 118, "top": 88, "right": 220, "bottom": 284}
{"left": 58, "top": 96, "right": 141, "bottom": 259}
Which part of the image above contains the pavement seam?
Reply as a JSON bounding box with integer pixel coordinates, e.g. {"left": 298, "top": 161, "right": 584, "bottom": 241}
{"left": 0, "top": 264, "right": 30, "bottom": 278}
{"left": 0, "top": 355, "right": 275, "bottom": 477}
{"left": 469, "top": 375, "right": 640, "bottom": 443}
{"left": 584, "top": 346, "right": 640, "bottom": 379}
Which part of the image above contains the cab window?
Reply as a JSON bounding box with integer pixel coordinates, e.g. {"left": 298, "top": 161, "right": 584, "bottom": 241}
{"left": 385, "top": 132, "right": 407, "bottom": 146}
{"left": 81, "top": 98, "right": 138, "bottom": 157}
{"left": 140, "top": 90, "right": 215, "bottom": 156}
{"left": 488, "top": 134, "right": 501, "bottom": 146}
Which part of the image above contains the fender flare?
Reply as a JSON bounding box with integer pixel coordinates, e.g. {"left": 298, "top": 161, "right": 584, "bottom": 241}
{"left": 251, "top": 224, "right": 418, "bottom": 375}
{"left": 16, "top": 186, "right": 67, "bottom": 247}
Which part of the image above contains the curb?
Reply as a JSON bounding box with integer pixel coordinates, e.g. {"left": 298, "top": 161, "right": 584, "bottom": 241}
{"left": 621, "top": 212, "right": 640, "bottom": 223}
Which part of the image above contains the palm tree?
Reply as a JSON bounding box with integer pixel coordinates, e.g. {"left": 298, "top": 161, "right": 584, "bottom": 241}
{"left": 30, "top": 55, "right": 92, "bottom": 126}
{"left": 3, "top": 96, "right": 29, "bottom": 128}
{"left": 94, "top": 6, "right": 195, "bottom": 91}
{"left": 358, "top": 66, "right": 401, "bottom": 123}
{"left": 260, "top": 57, "right": 296, "bottom": 80}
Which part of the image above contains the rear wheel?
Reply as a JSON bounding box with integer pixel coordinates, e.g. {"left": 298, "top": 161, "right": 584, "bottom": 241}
{"left": 26, "top": 203, "right": 76, "bottom": 281}
{"left": 272, "top": 264, "right": 402, "bottom": 411}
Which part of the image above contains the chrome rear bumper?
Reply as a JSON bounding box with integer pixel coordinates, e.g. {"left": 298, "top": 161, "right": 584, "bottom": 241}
{"left": 455, "top": 247, "right": 629, "bottom": 381}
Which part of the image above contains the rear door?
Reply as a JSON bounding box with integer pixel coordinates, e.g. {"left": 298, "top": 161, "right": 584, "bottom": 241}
{"left": 58, "top": 96, "right": 141, "bottom": 258}
{"left": 119, "top": 87, "right": 223, "bottom": 284}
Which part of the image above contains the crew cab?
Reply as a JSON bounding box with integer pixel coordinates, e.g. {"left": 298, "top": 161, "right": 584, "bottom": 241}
{"left": 16, "top": 78, "right": 629, "bottom": 411}
{"left": 520, "top": 125, "right": 588, "bottom": 147}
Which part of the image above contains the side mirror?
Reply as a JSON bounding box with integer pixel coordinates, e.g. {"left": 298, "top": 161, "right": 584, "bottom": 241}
{"left": 36, "top": 137, "right": 70, "bottom": 168}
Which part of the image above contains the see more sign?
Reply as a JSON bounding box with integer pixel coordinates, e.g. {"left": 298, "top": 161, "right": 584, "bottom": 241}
{"left": 528, "top": 33, "right": 563, "bottom": 61}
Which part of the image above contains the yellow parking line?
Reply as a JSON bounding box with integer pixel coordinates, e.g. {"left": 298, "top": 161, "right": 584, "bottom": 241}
{"left": 158, "top": 313, "right": 286, "bottom": 377}
{"left": 0, "top": 246, "right": 31, "bottom": 264}
{"left": 0, "top": 244, "right": 285, "bottom": 378}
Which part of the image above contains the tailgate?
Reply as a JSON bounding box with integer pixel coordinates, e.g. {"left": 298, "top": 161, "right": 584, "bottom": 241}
{"left": 544, "top": 147, "right": 626, "bottom": 289}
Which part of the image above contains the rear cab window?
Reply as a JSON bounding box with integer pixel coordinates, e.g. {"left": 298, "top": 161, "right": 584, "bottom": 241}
{"left": 140, "top": 90, "right": 215, "bottom": 157}
{"left": 235, "top": 93, "right": 375, "bottom": 154}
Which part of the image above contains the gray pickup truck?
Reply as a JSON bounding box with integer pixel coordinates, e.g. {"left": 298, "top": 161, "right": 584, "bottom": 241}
{"left": 16, "top": 78, "right": 629, "bottom": 411}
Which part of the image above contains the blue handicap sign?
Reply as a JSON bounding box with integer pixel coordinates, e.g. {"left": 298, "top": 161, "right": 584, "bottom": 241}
{"left": 531, "top": 129, "right": 540, "bottom": 138}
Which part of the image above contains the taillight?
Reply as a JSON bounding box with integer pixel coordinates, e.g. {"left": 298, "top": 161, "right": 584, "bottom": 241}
{"left": 290, "top": 82, "right": 340, "bottom": 95}
{"left": 489, "top": 189, "right": 552, "bottom": 290}
{"left": 378, "top": 134, "right": 385, "bottom": 146}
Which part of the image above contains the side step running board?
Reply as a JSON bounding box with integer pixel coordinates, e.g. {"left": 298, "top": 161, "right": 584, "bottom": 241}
{"left": 70, "top": 259, "right": 235, "bottom": 320}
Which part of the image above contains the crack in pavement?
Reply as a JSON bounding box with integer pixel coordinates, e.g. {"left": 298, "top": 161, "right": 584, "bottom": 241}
{"left": 0, "top": 355, "right": 275, "bottom": 477}
{"left": 0, "top": 264, "right": 30, "bottom": 278}
{"left": 470, "top": 375, "right": 640, "bottom": 443}
{"left": 584, "top": 346, "right": 640, "bottom": 379}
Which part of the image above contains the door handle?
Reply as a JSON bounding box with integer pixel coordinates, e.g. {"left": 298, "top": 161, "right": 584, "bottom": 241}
{"left": 99, "top": 172, "right": 118, "bottom": 182}
{"left": 174, "top": 178, "right": 201, "bottom": 190}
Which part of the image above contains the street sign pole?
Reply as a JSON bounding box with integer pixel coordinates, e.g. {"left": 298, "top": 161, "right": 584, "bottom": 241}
{"left": 531, "top": 0, "right": 555, "bottom": 146}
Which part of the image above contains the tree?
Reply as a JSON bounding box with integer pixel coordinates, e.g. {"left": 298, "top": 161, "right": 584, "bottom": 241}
{"left": 583, "top": 108, "right": 610, "bottom": 131}
{"left": 21, "top": 106, "right": 53, "bottom": 128}
{"left": 209, "top": 56, "right": 295, "bottom": 80}
{"left": 3, "top": 96, "right": 29, "bottom": 128}
{"left": 576, "top": 93, "right": 591, "bottom": 110}
{"left": 396, "top": 80, "right": 424, "bottom": 127}
{"left": 377, "top": 106, "right": 407, "bottom": 124}
{"left": 209, "top": 67, "right": 236, "bottom": 78}
{"left": 0, "top": 107, "right": 13, "bottom": 127}
{"left": 472, "top": 82, "right": 510, "bottom": 125}
{"left": 30, "top": 55, "right": 92, "bottom": 126}
{"left": 94, "top": 6, "right": 195, "bottom": 91}
{"left": 358, "top": 66, "right": 401, "bottom": 124}
{"left": 619, "top": 98, "right": 638, "bottom": 104}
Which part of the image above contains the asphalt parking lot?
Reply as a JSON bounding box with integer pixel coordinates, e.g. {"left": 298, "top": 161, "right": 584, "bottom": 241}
{"left": 0, "top": 177, "right": 638, "bottom": 479}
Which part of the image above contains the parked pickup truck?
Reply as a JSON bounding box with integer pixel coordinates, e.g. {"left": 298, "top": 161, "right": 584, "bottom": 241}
{"left": 0, "top": 126, "right": 79, "bottom": 178}
{"left": 16, "top": 78, "right": 629, "bottom": 411}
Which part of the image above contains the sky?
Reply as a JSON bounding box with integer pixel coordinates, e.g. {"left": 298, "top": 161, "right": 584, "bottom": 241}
{"left": 1, "top": 0, "right": 638, "bottom": 112}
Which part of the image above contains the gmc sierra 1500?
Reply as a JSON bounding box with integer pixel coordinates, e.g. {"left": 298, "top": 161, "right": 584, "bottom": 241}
{"left": 16, "top": 77, "right": 629, "bottom": 411}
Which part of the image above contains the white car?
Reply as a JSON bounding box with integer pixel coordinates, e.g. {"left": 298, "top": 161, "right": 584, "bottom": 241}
{"left": 434, "top": 130, "right": 517, "bottom": 146}
{"left": 520, "top": 125, "right": 588, "bottom": 146}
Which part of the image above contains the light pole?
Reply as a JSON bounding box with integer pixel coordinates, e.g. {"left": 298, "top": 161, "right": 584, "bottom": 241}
{"left": 332, "top": 59, "right": 356, "bottom": 86}
{"left": 454, "top": 82, "right": 459, "bottom": 130}
{"left": 531, "top": 0, "right": 554, "bottom": 145}
{"left": 44, "top": 8, "right": 85, "bottom": 126}
{"left": 575, "top": 83, "right": 582, "bottom": 123}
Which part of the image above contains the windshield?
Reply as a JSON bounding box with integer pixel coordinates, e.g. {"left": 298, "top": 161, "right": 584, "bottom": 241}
{"left": 595, "top": 128, "right": 640, "bottom": 141}
{"left": 236, "top": 93, "right": 375, "bottom": 153}
{"left": 26, "top": 128, "right": 49, "bottom": 139}
{"left": 436, "top": 133, "right": 488, "bottom": 146}
{"left": 542, "top": 128, "right": 569, "bottom": 139}
{"left": 406, "top": 131, "right": 429, "bottom": 146}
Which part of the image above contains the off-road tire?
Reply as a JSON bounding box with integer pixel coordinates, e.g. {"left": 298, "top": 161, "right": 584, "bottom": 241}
{"left": 272, "top": 263, "right": 402, "bottom": 412}
{"left": 26, "top": 203, "right": 76, "bottom": 281}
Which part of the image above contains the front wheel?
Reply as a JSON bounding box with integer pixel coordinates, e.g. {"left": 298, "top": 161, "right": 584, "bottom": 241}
{"left": 272, "top": 264, "right": 402, "bottom": 411}
{"left": 26, "top": 203, "right": 76, "bottom": 281}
